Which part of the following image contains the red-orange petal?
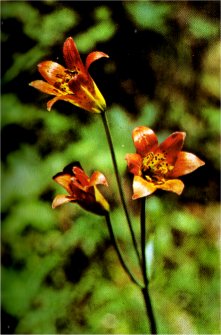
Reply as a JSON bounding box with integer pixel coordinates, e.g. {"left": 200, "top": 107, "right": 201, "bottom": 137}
{"left": 38, "top": 61, "right": 66, "bottom": 85}
{"left": 132, "top": 126, "right": 158, "bottom": 156}
{"left": 46, "top": 94, "right": 85, "bottom": 112}
{"left": 85, "top": 51, "right": 109, "bottom": 70}
{"left": 157, "top": 179, "right": 184, "bottom": 195}
{"left": 169, "top": 151, "right": 205, "bottom": 178}
{"left": 53, "top": 173, "right": 72, "bottom": 194}
{"left": 157, "top": 132, "right": 186, "bottom": 165}
{"left": 63, "top": 37, "right": 85, "bottom": 72}
{"left": 89, "top": 171, "right": 108, "bottom": 187}
{"left": 29, "top": 80, "right": 61, "bottom": 95}
{"left": 46, "top": 96, "right": 66, "bottom": 111}
{"left": 132, "top": 176, "right": 157, "bottom": 199}
{"left": 52, "top": 194, "right": 74, "bottom": 208}
{"left": 125, "top": 153, "right": 142, "bottom": 176}
{"left": 72, "top": 167, "right": 89, "bottom": 187}
{"left": 47, "top": 89, "right": 104, "bottom": 113}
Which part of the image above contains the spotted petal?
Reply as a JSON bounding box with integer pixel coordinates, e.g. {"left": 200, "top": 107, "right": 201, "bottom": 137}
{"left": 132, "top": 126, "right": 158, "bottom": 156}
{"left": 38, "top": 61, "right": 66, "bottom": 85}
{"left": 72, "top": 167, "right": 90, "bottom": 186}
{"left": 169, "top": 151, "right": 205, "bottom": 178}
{"left": 29, "top": 80, "right": 61, "bottom": 96}
{"left": 46, "top": 93, "right": 99, "bottom": 113}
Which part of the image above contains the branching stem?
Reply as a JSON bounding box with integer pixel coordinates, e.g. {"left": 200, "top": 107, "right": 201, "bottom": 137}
{"left": 101, "top": 111, "right": 141, "bottom": 267}
{"left": 105, "top": 213, "right": 143, "bottom": 288}
{"left": 101, "top": 111, "right": 157, "bottom": 333}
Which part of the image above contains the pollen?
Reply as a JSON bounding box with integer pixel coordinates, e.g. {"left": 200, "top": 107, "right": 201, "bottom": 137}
{"left": 142, "top": 152, "right": 174, "bottom": 183}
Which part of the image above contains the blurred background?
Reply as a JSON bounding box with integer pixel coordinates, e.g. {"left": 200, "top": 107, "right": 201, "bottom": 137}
{"left": 1, "top": 1, "right": 220, "bottom": 334}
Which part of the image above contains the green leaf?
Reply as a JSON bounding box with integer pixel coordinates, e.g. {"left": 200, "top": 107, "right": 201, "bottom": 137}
{"left": 170, "top": 211, "right": 202, "bottom": 234}
{"left": 124, "top": 2, "right": 171, "bottom": 33}
{"left": 75, "top": 21, "right": 116, "bottom": 53}
{"left": 188, "top": 15, "right": 219, "bottom": 39}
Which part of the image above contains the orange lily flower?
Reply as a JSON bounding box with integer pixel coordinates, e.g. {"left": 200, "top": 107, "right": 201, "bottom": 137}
{"left": 125, "top": 126, "right": 205, "bottom": 199}
{"left": 52, "top": 165, "right": 109, "bottom": 215}
{"left": 29, "top": 37, "right": 109, "bottom": 113}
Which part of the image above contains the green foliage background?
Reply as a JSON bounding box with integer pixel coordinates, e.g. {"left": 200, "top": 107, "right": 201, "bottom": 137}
{"left": 1, "top": 1, "right": 220, "bottom": 334}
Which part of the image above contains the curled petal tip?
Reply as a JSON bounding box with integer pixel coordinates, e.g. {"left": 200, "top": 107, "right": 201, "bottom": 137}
{"left": 132, "top": 193, "right": 140, "bottom": 200}
{"left": 37, "top": 62, "right": 48, "bottom": 71}
{"left": 86, "top": 51, "right": 109, "bottom": 70}
{"left": 46, "top": 100, "right": 53, "bottom": 111}
{"left": 52, "top": 194, "right": 72, "bottom": 208}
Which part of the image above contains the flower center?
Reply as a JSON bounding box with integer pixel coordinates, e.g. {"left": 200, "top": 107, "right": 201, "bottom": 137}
{"left": 54, "top": 69, "right": 79, "bottom": 94}
{"left": 142, "top": 152, "right": 173, "bottom": 184}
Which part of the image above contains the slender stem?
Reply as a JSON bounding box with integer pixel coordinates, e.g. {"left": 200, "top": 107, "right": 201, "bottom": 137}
{"left": 141, "top": 287, "right": 157, "bottom": 335}
{"left": 141, "top": 198, "right": 148, "bottom": 287}
{"left": 105, "top": 213, "right": 143, "bottom": 288}
{"left": 141, "top": 197, "right": 157, "bottom": 334}
{"left": 101, "top": 111, "right": 157, "bottom": 332}
{"left": 101, "top": 111, "right": 141, "bottom": 267}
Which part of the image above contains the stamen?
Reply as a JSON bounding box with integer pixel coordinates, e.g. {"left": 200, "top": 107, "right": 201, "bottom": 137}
{"left": 54, "top": 71, "right": 78, "bottom": 94}
{"left": 142, "top": 152, "right": 174, "bottom": 183}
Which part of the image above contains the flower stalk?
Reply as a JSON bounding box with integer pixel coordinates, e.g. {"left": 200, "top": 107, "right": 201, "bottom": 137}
{"left": 105, "top": 213, "right": 143, "bottom": 288}
{"left": 101, "top": 111, "right": 142, "bottom": 267}
{"left": 140, "top": 197, "right": 157, "bottom": 334}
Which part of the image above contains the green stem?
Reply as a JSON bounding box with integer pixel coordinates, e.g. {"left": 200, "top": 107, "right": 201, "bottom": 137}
{"left": 105, "top": 213, "right": 143, "bottom": 288}
{"left": 101, "top": 111, "right": 141, "bottom": 267}
{"left": 141, "top": 197, "right": 157, "bottom": 334}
